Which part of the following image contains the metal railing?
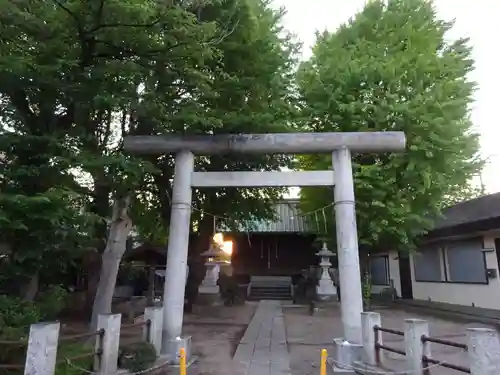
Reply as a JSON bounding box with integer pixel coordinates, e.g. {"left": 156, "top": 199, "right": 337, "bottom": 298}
{"left": 421, "top": 335, "right": 470, "bottom": 374}
{"left": 373, "top": 325, "right": 406, "bottom": 361}
{"left": 371, "top": 326, "right": 472, "bottom": 374}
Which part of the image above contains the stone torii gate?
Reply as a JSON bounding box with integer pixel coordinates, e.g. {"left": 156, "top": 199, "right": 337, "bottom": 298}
{"left": 124, "top": 131, "right": 406, "bottom": 362}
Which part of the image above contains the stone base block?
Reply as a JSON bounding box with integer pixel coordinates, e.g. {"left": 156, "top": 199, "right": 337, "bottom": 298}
{"left": 316, "top": 280, "right": 337, "bottom": 300}
{"left": 333, "top": 338, "right": 363, "bottom": 373}
{"left": 196, "top": 289, "right": 221, "bottom": 305}
{"left": 162, "top": 336, "right": 193, "bottom": 366}
{"left": 198, "top": 284, "right": 219, "bottom": 294}
{"left": 317, "top": 293, "right": 337, "bottom": 302}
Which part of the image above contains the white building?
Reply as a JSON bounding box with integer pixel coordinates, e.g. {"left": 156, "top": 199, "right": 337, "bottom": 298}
{"left": 370, "top": 193, "right": 500, "bottom": 310}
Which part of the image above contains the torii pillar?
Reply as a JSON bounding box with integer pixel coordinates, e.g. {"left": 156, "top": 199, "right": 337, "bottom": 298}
{"left": 124, "top": 132, "right": 406, "bottom": 361}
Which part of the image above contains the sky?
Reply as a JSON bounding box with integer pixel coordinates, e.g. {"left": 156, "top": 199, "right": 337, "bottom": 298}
{"left": 273, "top": 0, "right": 499, "bottom": 193}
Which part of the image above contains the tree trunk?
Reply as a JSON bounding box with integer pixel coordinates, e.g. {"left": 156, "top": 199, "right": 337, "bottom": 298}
{"left": 90, "top": 196, "right": 132, "bottom": 331}
{"left": 193, "top": 215, "right": 215, "bottom": 256}
{"left": 84, "top": 254, "right": 101, "bottom": 316}
{"left": 84, "top": 183, "right": 111, "bottom": 318}
{"left": 22, "top": 272, "right": 39, "bottom": 301}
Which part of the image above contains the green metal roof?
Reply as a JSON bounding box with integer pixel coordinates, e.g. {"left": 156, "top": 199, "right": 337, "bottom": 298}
{"left": 217, "top": 199, "right": 315, "bottom": 233}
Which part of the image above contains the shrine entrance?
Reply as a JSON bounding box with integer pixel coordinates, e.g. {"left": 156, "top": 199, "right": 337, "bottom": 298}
{"left": 124, "top": 131, "right": 406, "bottom": 359}
{"left": 230, "top": 232, "right": 318, "bottom": 276}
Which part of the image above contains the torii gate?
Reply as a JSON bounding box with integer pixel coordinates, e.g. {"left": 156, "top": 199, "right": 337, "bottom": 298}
{"left": 124, "top": 131, "right": 406, "bottom": 359}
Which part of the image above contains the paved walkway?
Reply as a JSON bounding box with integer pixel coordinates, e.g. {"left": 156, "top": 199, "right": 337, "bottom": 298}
{"left": 233, "top": 300, "right": 291, "bottom": 375}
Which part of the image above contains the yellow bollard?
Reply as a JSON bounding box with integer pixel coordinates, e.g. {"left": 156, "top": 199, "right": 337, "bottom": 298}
{"left": 320, "top": 348, "right": 328, "bottom": 375}
{"left": 179, "top": 347, "right": 187, "bottom": 375}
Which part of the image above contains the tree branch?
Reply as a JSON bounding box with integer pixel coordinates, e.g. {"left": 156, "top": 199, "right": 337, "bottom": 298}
{"left": 87, "top": 19, "right": 162, "bottom": 34}
{"left": 6, "top": 89, "right": 35, "bottom": 126}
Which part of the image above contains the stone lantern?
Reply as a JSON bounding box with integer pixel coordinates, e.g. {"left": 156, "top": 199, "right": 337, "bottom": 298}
{"left": 198, "top": 243, "right": 225, "bottom": 300}
{"left": 316, "top": 242, "right": 337, "bottom": 300}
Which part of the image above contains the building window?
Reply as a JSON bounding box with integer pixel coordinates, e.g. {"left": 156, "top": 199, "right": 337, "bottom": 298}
{"left": 445, "top": 240, "right": 487, "bottom": 284}
{"left": 414, "top": 246, "right": 443, "bottom": 282}
{"left": 370, "top": 256, "right": 389, "bottom": 285}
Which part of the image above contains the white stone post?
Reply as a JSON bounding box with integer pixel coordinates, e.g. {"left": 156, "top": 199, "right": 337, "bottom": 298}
{"left": 161, "top": 150, "right": 194, "bottom": 356}
{"left": 404, "top": 318, "right": 429, "bottom": 375}
{"left": 361, "top": 312, "right": 382, "bottom": 366}
{"left": 95, "top": 313, "right": 121, "bottom": 375}
{"left": 24, "top": 322, "right": 60, "bottom": 375}
{"left": 144, "top": 306, "right": 163, "bottom": 356}
{"left": 467, "top": 327, "right": 500, "bottom": 375}
{"left": 315, "top": 242, "right": 337, "bottom": 300}
{"left": 332, "top": 147, "right": 364, "bottom": 343}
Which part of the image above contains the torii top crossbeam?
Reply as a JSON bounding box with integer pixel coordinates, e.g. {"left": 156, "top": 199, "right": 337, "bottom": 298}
{"left": 123, "top": 132, "right": 406, "bottom": 154}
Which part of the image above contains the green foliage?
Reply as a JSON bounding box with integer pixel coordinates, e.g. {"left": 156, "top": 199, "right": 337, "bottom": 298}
{"left": 118, "top": 342, "right": 157, "bottom": 372}
{"left": 0, "top": 0, "right": 299, "bottom": 305}
{"left": 0, "top": 295, "right": 40, "bottom": 372}
{"left": 36, "top": 285, "right": 69, "bottom": 321}
{"left": 55, "top": 343, "right": 95, "bottom": 375}
{"left": 362, "top": 273, "right": 372, "bottom": 309}
{"left": 0, "top": 295, "right": 39, "bottom": 334}
{"left": 297, "top": 0, "right": 483, "bottom": 250}
{"left": 0, "top": 287, "right": 69, "bottom": 336}
{"left": 0, "top": 293, "right": 89, "bottom": 375}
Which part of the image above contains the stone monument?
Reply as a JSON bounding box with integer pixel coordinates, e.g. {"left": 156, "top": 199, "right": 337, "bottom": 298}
{"left": 197, "top": 243, "right": 225, "bottom": 304}
{"left": 316, "top": 242, "right": 337, "bottom": 300}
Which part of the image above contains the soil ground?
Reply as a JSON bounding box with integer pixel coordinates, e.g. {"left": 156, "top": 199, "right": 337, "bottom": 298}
{"left": 58, "top": 300, "right": 497, "bottom": 375}
{"left": 162, "top": 302, "right": 258, "bottom": 375}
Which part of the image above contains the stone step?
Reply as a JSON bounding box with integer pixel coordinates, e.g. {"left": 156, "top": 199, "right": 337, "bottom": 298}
{"left": 251, "top": 276, "right": 291, "bottom": 282}
{"left": 250, "top": 285, "right": 292, "bottom": 300}
{"left": 250, "top": 290, "right": 291, "bottom": 294}
{"left": 252, "top": 294, "right": 292, "bottom": 299}
{"left": 247, "top": 295, "right": 291, "bottom": 301}
{"left": 251, "top": 286, "right": 290, "bottom": 291}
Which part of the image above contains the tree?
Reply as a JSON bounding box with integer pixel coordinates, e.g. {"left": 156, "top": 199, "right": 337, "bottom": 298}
{"left": 0, "top": 0, "right": 299, "bottom": 324}
{"left": 184, "top": 0, "right": 300, "bottom": 254}
{"left": 0, "top": 0, "right": 220, "bottom": 320}
{"left": 297, "top": 0, "right": 483, "bottom": 251}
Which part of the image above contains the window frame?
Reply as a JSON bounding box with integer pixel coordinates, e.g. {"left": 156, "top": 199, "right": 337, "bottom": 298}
{"left": 369, "top": 255, "right": 390, "bottom": 286}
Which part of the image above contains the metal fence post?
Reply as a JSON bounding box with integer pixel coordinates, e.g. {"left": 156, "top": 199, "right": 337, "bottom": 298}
{"left": 404, "top": 318, "right": 430, "bottom": 375}
{"left": 361, "top": 312, "right": 382, "bottom": 366}
{"left": 24, "top": 322, "right": 60, "bottom": 375}
{"left": 467, "top": 327, "right": 500, "bottom": 375}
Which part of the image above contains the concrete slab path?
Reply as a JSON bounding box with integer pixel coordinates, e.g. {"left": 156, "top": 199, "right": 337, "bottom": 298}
{"left": 233, "top": 300, "right": 291, "bottom": 375}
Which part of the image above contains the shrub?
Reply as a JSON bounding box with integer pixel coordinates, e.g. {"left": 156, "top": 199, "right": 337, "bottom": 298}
{"left": 219, "top": 274, "right": 238, "bottom": 306}
{"left": 36, "top": 285, "right": 68, "bottom": 320}
{"left": 0, "top": 295, "right": 42, "bottom": 330}
{"left": 0, "top": 295, "right": 41, "bottom": 374}
{"left": 0, "top": 288, "right": 69, "bottom": 375}
{"left": 118, "top": 342, "right": 157, "bottom": 373}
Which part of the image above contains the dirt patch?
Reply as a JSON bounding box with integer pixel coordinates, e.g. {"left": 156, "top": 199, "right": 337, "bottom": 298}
{"left": 161, "top": 301, "right": 258, "bottom": 375}
{"left": 282, "top": 303, "right": 342, "bottom": 375}
{"left": 229, "top": 325, "right": 247, "bottom": 357}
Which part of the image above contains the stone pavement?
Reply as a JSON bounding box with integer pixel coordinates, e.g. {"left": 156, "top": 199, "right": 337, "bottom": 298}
{"left": 233, "top": 300, "right": 291, "bottom": 375}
